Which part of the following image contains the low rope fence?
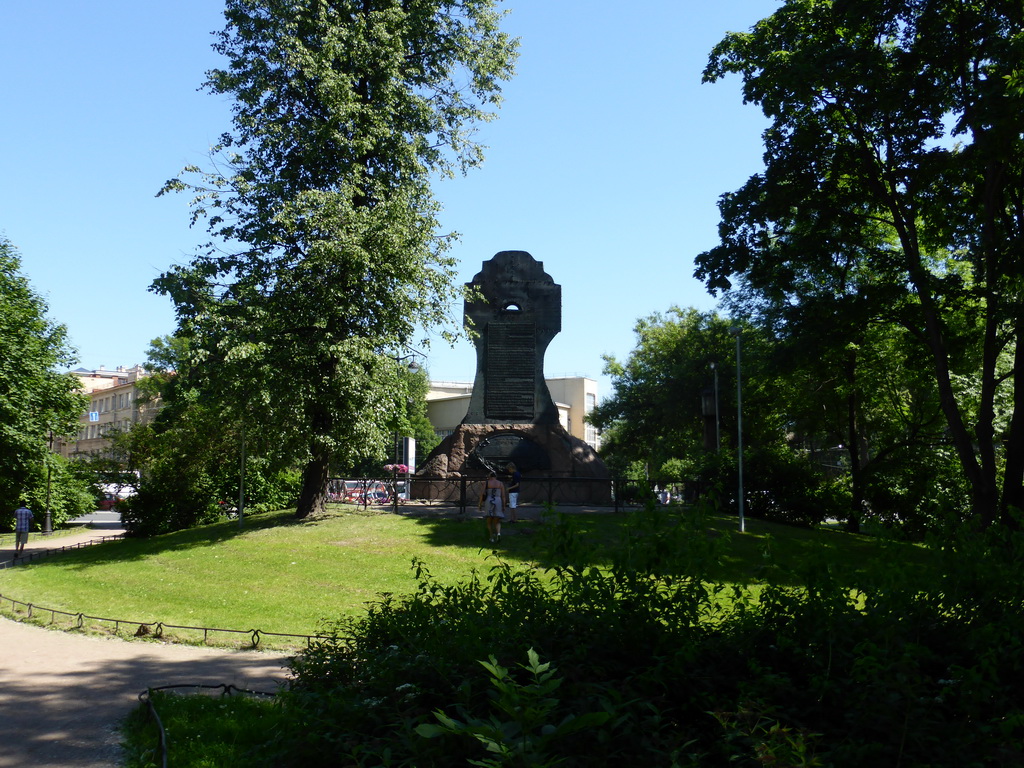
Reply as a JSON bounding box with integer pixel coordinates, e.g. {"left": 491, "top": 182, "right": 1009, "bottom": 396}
{"left": 0, "top": 591, "right": 327, "bottom": 649}
{"left": 0, "top": 532, "right": 125, "bottom": 569}
{"left": 138, "top": 683, "right": 279, "bottom": 768}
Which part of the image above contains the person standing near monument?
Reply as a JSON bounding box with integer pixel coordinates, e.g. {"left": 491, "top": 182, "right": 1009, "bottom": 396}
{"left": 506, "top": 462, "right": 521, "bottom": 523}
{"left": 479, "top": 471, "right": 507, "bottom": 544}
{"left": 13, "top": 501, "right": 34, "bottom": 556}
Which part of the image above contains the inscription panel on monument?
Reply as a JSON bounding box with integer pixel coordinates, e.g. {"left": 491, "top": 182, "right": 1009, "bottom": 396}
{"left": 485, "top": 323, "right": 535, "bottom": 420}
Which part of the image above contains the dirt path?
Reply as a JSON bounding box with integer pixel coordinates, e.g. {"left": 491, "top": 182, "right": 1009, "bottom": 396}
{"left": 0, "top": 530, "right": 291, "bottom": 767}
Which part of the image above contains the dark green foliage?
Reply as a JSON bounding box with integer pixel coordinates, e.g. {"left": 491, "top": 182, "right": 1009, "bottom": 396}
{"left": 862, "top": 444, "right": 972, "bottom": 539}
{"left": 263, "top": 509, "right": 1024, "bottom": 767}
{"left": 112, "top": 337, "right": 302, "bottom": 537}
{"left": 592, "top": 308, "right": 758, "bottom": 478}
{"left": 593, "top": 307, "right": 857, "bottom": 530}
{"left": 120, "top": 439, "right": 301, "bottom": 538}
{"left": 737, "top": 446, "right": 848, "bottom": 528}
{"left": 122, "top": 690, "right": 285, "bottom": 768}
{"left": 27, "top": 454, "right": 98, "bottom": 528}
{"left": 3, "top": 452, "right": 97, "bottom": 531}
{"left": 699, "top": 0, "right": 1024, "bottom": 525}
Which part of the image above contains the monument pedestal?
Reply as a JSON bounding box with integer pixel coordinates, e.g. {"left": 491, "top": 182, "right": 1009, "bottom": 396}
{"left": 416, "top": 422, "right": 611, "bottom": 505}
{"left": 416, "top": 251, "right": 610, "bottom": 505}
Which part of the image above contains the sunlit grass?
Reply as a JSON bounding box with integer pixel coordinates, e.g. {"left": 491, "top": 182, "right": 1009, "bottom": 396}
{"left": 0, "top": 504, "right": 934, "bottom": 647}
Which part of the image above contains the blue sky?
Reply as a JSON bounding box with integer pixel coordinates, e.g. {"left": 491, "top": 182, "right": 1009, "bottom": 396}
{"left": 1, "top": 2, "right": 776, "bottom": 399}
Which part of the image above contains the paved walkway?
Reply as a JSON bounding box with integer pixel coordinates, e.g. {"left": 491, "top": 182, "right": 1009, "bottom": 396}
{"left": 0, "top": 528, "right": 291, "bottom": 767}
{"left": 0, "top": 506, "right": 629, "bottom": 766}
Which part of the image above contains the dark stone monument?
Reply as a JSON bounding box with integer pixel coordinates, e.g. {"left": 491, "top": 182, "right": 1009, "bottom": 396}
{"left": 417, "top": 251, "right": 610, "bottom": 504}
{"left": 463, "top": 250, "right": 561, "bottom": 425}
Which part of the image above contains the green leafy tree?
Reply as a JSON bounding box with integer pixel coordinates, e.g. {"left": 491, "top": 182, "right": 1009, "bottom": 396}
{"left": 592, "top": 309, "right": 790, "bottom": 477}
{"left": 592, "top": 307, "right": 850, "bottom": 526}
{"left": 117, "top": 335, "right": 302, "bottom": 536}
{"left": 592, "top": 309, "right": 735, "bottom": 478}
{"left": 699, "top": 0, "right": 1024, "bottom": 525}
{"left": 718, "top": 227, "right": 968, "bottom": 533}
{"left": 0, "top": 236, "right": 90, "bottom": 527}
{"left": 344, "top": 362, "right": 439, "bottom": 476}
{"left": 156, "top": 0, "right": 517, "bottom": 518}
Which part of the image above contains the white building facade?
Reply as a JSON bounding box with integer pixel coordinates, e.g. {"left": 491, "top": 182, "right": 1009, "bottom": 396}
{"left": 426, "top": 376, "right": 601, "bottom": 451}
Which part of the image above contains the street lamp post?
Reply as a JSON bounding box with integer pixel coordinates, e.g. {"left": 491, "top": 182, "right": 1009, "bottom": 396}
{"left": 730, "top": 327, "right": 745, "bottom": 533}
{"left": 44, "top": 430, "right": 54, "bottom": 535}
{"left": 238, "top": 420, "right": 246, "bottom": 529}
{"left": 391, "top": 355, "right": 421, "bottom": 513}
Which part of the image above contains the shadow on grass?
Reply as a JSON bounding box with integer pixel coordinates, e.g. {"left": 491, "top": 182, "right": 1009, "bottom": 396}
{"left": 16, "top": 502, "right": 937, "bottom": 594}
{"left": 398, "top": 504, "right": 937, "bottom": 588}
{"left": 13, "top": 508, "right": 307, "bottom": 572}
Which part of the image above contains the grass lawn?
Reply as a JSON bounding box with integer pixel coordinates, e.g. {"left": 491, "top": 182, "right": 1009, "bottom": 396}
{"left": 0, "top": 503, "right": 933, "bottom": 647}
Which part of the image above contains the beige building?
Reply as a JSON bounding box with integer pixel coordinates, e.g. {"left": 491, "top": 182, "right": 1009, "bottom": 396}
{"left": 426, "top": 376, "right": 601, "bottom": 451}
{"left": 56, "top": 366, "right": 159, "bottom": 458}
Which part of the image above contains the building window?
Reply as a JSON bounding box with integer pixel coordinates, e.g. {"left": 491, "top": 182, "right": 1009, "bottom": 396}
{"left": 585, "top": 393, "right": 599, "bottom": 448}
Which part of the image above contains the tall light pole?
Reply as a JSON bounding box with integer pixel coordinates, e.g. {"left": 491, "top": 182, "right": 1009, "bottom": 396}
{"left": 238, "top": 420, "right": 246, "bottom": 529}
{"left": 730, "top": 327, "right": 746, "bottom": 533}
{"left": 392, "top": 356, "right": 420, "bottom": 464}
{"left": 391, "top": 354, "right": 421, "bottom": 513}
{"left": 44, "top": 430, "right": 54, "bottom": 534}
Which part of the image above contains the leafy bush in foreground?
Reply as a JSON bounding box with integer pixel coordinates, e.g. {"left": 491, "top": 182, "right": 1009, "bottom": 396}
{"left": 264, "top": 510, "right": 1024, "bottom": 767}
{"left": 121, "top": 508, "right": 1024, "bottom": 766}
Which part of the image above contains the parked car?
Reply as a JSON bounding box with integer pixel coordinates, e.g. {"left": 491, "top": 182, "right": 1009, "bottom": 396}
{"left": 96, "top": 484, "right": 134, "bottom": 511}
{"left": 97, "top": 493, "right": 120, "bottom": 510}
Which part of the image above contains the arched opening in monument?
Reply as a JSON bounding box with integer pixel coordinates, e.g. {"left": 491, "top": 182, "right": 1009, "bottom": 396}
{"left": 502, "top": 302, "right": 522, "bottom": 311}
{"left": 469, "top": 431, "right": 551, "bottom": 474}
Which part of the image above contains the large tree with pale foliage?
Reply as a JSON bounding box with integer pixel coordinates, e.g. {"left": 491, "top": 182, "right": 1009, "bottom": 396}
{"left": 156, "top": 0, "right": 517, "bottom": 517}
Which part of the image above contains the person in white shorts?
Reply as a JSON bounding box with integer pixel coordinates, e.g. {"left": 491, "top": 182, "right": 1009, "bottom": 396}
{"left": 506, "top": 462, "right": 521, "bottom": 523}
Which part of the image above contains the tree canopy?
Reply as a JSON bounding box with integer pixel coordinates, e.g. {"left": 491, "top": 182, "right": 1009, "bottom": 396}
{"left": 0, "top": 236, "right": 88, "bottom": 521}
{"left": 698, "top": 0, "right": 1023, "bottom": 525}
{"left": 156, "top": 0, "right": 518, "bottom": 517}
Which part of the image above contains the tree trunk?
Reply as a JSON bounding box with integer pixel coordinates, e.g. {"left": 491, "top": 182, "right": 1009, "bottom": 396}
{"left": 1001, "top": 322, "right": 1024, "bottom": 526}
{"left": 296, "top": 446, "right": 330, "bottom": 519}
{"left": 295, "top": 386, "right": 336, "bottom": 520}
{"left": 899, "top": 238, "right": 994, "bottom": 524}
{"left": 868, "top": 152, "right": 996, "bottom": 524}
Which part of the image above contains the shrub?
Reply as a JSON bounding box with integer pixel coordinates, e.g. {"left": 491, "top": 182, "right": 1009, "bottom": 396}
{"left": 265, "top": 509, "right": 1024, "bottom": 767}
